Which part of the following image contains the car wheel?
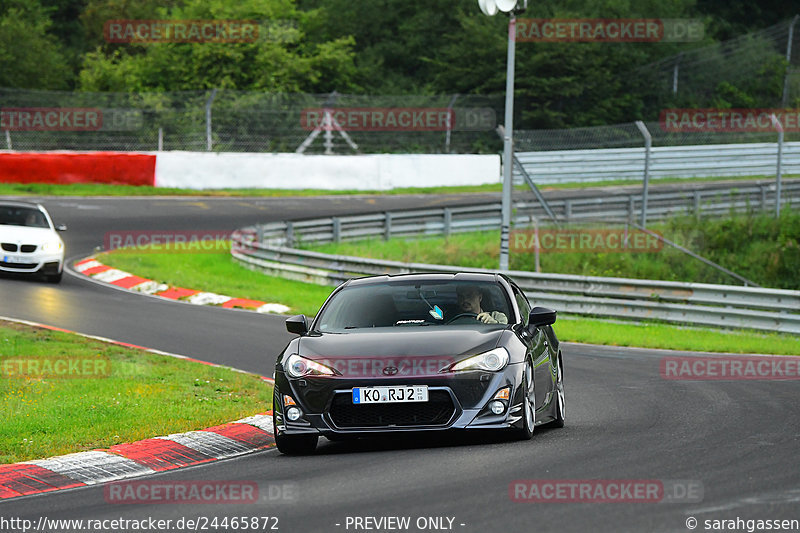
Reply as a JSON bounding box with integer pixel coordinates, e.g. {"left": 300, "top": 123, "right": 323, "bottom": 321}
{"left": 545, "top": 355, "right": 565, "bottom": 428}
{"left": 272, "top": 396, "right": 318, "bottom": 455}
{"left": 515, "top": 360, "right": 535, "bottom": 440}
{"left": 45, "top": 272, "right": 62, "bottom": 284}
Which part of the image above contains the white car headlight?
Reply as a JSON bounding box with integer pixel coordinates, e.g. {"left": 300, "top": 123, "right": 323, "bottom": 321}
{"left": 284, "top": 354, "right": 339, "bottom": 378}
{"left": 445, "top": 347, "right": 510, "bottom": 372}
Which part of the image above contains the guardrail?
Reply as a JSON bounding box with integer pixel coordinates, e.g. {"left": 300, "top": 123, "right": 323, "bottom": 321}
{"left": 231, "top": 238, "right": 800, "bottom": 334}
{"left": 230, "top": 183, "right": 800, "bottom": 333}
{"left": 514, "top": 142, "right": 800, "bottom": 184}
{"left": 242, "top": 181, "right": 800, "bottom": 247}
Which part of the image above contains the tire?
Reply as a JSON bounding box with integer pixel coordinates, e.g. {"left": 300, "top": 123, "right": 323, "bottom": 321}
{"left": 273, "top": 396, "right": 318, "bottom": 455}
{"left": 545, "top": 355, "right": 565, "bottom": 429}
{"left": 514, "top": 360, "right": 535, "bottom": 440}
{"left": 45, "top": 272, "right": 62, "bottom": 284}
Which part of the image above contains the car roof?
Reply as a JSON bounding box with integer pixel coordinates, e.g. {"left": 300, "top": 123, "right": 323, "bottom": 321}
{"left": 0, "top": 200, "right": 44, "bottom": 210}
{"left": 345, "top": 272, "right": 503, "bottom": 287}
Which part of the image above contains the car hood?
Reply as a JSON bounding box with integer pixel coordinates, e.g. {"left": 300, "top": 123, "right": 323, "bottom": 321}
{"left": 0, "top": 226, "right": 59, "bottom": 243}
{"left": 297, "top": 328, "right": 505, "bottom": 378}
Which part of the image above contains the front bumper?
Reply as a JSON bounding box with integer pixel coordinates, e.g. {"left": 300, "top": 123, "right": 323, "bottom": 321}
{"left": 0, "top": 252, "right": 63, "bottom": 274}
{"left": 273, "top": 366, "right": 526, "bottom": 438}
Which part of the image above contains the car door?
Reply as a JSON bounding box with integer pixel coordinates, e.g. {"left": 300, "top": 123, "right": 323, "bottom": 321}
{"left": 511, "top": 284, "right": 552, "bottom": 415}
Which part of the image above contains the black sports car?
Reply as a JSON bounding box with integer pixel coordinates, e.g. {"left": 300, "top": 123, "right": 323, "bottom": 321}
{"left": 272, "top": 272, "right": 565, "bottom": 454}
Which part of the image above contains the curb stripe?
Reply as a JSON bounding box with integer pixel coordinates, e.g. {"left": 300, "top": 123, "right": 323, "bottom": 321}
{"left": 80, "top": 264, "right": 112, "bottom": 276}
{"left": 109, "top": 439, "right": 216, "bottom": 472}
{"left": 0, "top": 464, "right": 85, "bottom": 498}
{"left": 203, "top": 423, "right": 274, "bottom": 447}
{"left": 155, "top": 287, "right": 199, "bottom": 300}
{"left": 112, "top": 275, "right": 151, "bottom": 289}
{"left": 155, "top": 431, "right": 256, "bottom": 459}
{"left": 27, "top": 451, "right": 155, "bottom": 486}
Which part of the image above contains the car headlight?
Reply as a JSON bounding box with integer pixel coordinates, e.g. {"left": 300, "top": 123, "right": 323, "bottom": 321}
{"left": 444, "top": 347, "right": 509, "bottom": 372}
{"left": 41, "top": 240, "right": 63, "bottom": 253}
{"left": 284, "top": 354, "right": 340, "bottom": 378}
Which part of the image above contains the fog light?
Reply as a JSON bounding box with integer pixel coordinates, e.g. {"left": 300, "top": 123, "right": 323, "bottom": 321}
{"left": 489, "top": 400, "right": 505, "bottom": 415}
{"left": 286, "top": 406, "right": 302, "bottom": 421}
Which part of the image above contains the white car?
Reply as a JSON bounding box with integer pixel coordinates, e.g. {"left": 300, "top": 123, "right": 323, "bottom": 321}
{"left": 0, "top": 201, "right": 66, "bottom": 283}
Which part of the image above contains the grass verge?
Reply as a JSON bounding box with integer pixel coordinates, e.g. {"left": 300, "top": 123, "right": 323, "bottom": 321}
{"left": 92, "top": 248, "right": 800, "bottom": 356}
{"left": 558, "top": 317, "right": 800, "bottom": 355}
{"left": 2, "top": 174, "right": 794, "bottom": 197}
{"left": 96, "top": 244, "right": 333, "bottom": 316}
{"left": 0, "top": 320, "right": 272, "bottom": 464}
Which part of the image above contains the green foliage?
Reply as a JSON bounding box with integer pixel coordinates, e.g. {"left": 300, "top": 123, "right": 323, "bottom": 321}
{"left": 0, "top": 0, "right": 72, "bottom": 88}
{"left": 78, "top": 0, "right": 358, "bottom": 92}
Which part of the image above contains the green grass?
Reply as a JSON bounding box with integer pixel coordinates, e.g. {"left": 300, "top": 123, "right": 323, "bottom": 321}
{"left": 558, "top": 316, "right": 800, "bottom": 356}
{"left": 0, "top": 182, "right": 502, "bottom": 197}
{"left": 2, "top": 173, "right": 794, "bottom": 197}
{"left": 307, "top": 211, "right": 800, "bottom": 289}
{"left": 91, "top": 246, "right": 800, "bottom": 356}
{"left": 97, "top": 243, "right": 333, "bottom": 316}
{"left": 0, "top": 320, "right": 273, "bottom": 464}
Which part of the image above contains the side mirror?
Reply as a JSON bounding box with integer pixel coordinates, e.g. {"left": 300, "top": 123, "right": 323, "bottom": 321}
{"left": 55, "top": 224, "right": 67, "bottom": 232}
{"left": 529, "top": 307, "right": 557, "bottom": 327}
{"left": 285, "top": 314, "right": 308, "bottom": 335}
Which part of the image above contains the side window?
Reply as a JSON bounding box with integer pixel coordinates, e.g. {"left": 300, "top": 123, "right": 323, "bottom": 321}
{"left": 513, "top": 286, "right": 531, "bottom": 326}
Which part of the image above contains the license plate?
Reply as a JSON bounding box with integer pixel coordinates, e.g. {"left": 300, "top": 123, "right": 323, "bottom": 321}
{"left": 352, "top": 385, "right": 428, "bottom": 404}
{"left": 3, "top": 255, "right": 33, "bottom": 264}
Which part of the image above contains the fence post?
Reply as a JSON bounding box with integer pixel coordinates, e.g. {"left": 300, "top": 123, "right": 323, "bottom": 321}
{"left": 771, "top": 113, "right": 784, "bottom": 216}
{"left": 672, "top": 53, "right": 683, "bottom": 95}
{"left": 694, "top": 190, "right": 701, "bottom": 216}
{"left": 635, "top": 120, "right": 652, "bottom": 227}
{"left": 158, "top": 127, "right": 163, "bottom": 151}
{"left": 205, "top": 88, "right": 218, "bottom": 151}
{"left": 384, "top": 212, "right": 392, "bottom": 241}
{"left": 4, "top": 130, "right": 11, "bottom": 150}
{"left": 443, "top": 208, "right": 452, "bottom": 237}
{"left": 285, "top": 221, "right": 294, "bottom": 248}
{"left": 444, "top": 94, "right": 458, "bottom": 154}
{"left": 782, "top": 16, "right": 799, "bottom": 107}
{"left": 332, "top": 217, "right": 341, "bottom": 243}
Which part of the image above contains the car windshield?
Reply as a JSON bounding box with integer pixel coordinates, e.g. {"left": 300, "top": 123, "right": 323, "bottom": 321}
{"left": 315, "top": 280, "right": 513, "bottom": 333}
{"left": 0, "top": 206, "right": 49, "bottom": 228}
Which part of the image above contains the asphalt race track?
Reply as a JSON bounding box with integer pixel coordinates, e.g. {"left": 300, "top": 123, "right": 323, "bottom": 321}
{"left": 1, "top": 193, "right": 799, "bottom": 533}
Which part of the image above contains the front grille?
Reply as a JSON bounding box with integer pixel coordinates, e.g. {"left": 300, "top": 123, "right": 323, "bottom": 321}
{"left": 0, "top": 261, "right": 38, "bottom": 270}
{"left": 1, "top": 243, "right": 17, "bottom": 252}
{"left": 328, "top": 390, "right": 456, "bottom": 428}
{"left": 20, "top": 244, "right": 36, "bottom": 253}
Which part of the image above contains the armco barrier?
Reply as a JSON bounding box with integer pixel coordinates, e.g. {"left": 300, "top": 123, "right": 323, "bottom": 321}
{"left": 230, "top": 184, "right": 800, "bottom": 332}
{"left": 514, "top": 142, "right": 800, "bottom": 184}
{"left": 231, "top": 238, "right": 800, "bottom": 334}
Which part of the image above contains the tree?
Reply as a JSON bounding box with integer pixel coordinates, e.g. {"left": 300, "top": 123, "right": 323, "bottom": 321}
{"left": 0, "top": 0, "right": 72, "bottom": 89}
{"left": 78, "top": 0, "right": 358, "bottom": 92}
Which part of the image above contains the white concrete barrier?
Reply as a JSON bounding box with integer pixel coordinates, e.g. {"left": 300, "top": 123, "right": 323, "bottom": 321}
{"left": 153, "top": 152, "right": 500, "bottom": 190}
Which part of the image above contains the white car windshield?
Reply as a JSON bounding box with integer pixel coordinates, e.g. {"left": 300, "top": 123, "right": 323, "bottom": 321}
{"left": 0, "top": 206, "right": 49, "bottom": 229}
{"left": 316, "top": 280, "right": 513, "bottom": 333}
